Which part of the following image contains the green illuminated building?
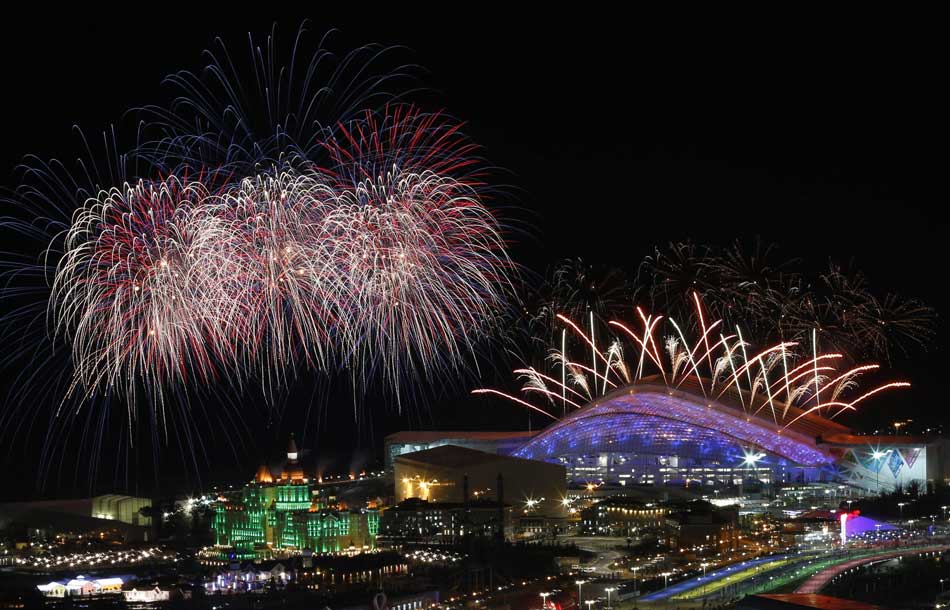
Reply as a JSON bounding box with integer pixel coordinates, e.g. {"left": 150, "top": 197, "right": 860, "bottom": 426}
{"left": 212, "top": 436, "right": 379, "bottom": 558}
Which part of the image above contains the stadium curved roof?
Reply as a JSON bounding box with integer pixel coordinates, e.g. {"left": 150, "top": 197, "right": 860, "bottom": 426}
{"left": 513, "top": 376, "right": 847, "bottom": 467}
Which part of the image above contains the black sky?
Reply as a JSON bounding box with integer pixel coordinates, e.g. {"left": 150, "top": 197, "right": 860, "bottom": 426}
{"left": 0, "top": 11, "right": 944, "bottom": 499}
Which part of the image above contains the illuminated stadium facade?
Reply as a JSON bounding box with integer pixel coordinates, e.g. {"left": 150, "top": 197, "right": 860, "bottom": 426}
{"left": 512, "top": 378, "right": 837, "bottom": 487}
{"left": 388, "top": 377, "right": 949, "bottom": 494}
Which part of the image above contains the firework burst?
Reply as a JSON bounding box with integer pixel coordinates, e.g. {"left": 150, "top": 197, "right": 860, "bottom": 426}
{"left": 50, "top": 141, "right": 515, "bottom": 403}
{"left": 525, "top": 240, "right": 936, "bottom": 362}
{"left": 320, "top": 107, "right": 515, "bottom": 390}
{"left": 54, "top": 175, "right": 223, "bottom": 397}
{"left": 0, "top": 27, "right": 518, "bottom": 487}
{"left": 477, "top": 294, "right": 911, "bottom": 430}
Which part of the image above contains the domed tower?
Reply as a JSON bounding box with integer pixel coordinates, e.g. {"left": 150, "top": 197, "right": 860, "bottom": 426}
{"left": 275, "top": 434, "right": 312, "bottom": 514}
{"left": 286, "top": 434, "right": 299, "bottom": 462}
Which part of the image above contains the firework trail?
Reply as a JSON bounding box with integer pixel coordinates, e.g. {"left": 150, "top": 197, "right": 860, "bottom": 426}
{"left": 138, "top": 24, "right": 422, "bottom": 173}
{"left": 477, "top": 293, "right": 911, "bottom": 430}
{"left": 210, "top": 170, "right": 343, "bottom": 376}
{"left": 524, "top": 240, "right": 934, "bottom": 364}
{"left": 636, "top": 240, "right": 935, "bottom": 360}
{"left": 319, "top": 107, "right": 514, "bottom": 389}
{"left": 0, "top": 139, "right": 253, "bottom": 487}
{"left": 54, "top": 175, "right": 223, "bottom": 398}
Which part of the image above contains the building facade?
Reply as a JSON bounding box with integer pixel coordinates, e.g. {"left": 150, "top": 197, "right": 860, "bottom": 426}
{"left": 212, "top": 437, "right": 379, "bottom": 559}
{"left": 393, "top": 445, "right": 567, "bottom": 520}
{"left": 579, "top": 497, "right": 668, "bottom": 537}
{"left": 379, "top": 497, "right": 512, "bottom": 544}
{"left": 91, "top": 495, "right": 152, "bottom": 527}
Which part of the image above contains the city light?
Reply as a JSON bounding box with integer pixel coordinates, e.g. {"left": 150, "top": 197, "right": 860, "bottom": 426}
{"left": 741, "top": 449, "right": 766, "bottom": 467}
{"left": 0, "top": 21, "right": 936, "bottom": 610}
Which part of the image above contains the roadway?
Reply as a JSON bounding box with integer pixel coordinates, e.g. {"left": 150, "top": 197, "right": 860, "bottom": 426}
{"left": 563, "top": 536, "right": 627, "bottom": 574}
{"left": 629, "top": 543, "right": 950, "bottom": 606}
{"left": 638, "top": 553, "right": 810, "bottom": 602}
{"left": 794, "top": 544, "right": 950, "bottom": 594}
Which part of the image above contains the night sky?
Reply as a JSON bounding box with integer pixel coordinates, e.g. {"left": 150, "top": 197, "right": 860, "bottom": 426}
{"left": 0, "top": 11, "right": 944, "bottom": 499}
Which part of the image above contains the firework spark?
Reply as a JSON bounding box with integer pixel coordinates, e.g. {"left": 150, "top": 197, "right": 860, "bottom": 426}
{"left": 524, "top": 241, "right": 934, "bottom": 373}
{"left": 476, "top": 294, "right": 910, "bottom": 430}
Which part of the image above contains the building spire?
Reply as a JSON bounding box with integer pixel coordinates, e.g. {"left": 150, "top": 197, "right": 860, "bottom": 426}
{"left": 287, "top": 433, "right": 299, "bottom": 462}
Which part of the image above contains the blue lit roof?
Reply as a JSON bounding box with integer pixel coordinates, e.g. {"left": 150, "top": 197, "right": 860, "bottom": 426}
{"left": 513, "top": 382, "right": 837, "bottom": 467}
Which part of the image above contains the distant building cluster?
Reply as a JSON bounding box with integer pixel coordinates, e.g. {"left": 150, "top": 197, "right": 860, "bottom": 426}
{"left": 36, "top": 574, "right": 189, "bottom": 602}
{"left": 211, "top": 436, "right": 379, "bottom": 559}
{"left": 37, "top": 575, "right": 123, "bottom": 597}
{"left": 204, "top": 559, "right": 292, "bottom": 593}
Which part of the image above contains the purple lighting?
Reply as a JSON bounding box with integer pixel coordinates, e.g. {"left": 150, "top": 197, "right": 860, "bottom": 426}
{"left": 513, "top": 385, "right": 836, "bottom": 474}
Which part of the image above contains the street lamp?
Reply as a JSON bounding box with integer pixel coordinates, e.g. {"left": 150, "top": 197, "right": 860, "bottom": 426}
{"left": 631, "top": 566, "right": 640, "bottom": 593}
{"left": 585, "top": 600, "right": 595, "bottom": 610}
{"left": 576, "top": 580, "right": 585, "bottom": 608}
{"left": 605, "top": 587, "right": 615, "bottom": 610}
{"left": 540, "top": 592, "right": 550, "bottom": 609}
{"left": 662, "top": 571, "right": 672, "bottom": 590}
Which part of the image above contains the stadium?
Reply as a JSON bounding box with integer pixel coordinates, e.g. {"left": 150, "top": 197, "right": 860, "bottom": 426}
{"left": 387, "top": 376, "right": 949, "bottom": 495}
